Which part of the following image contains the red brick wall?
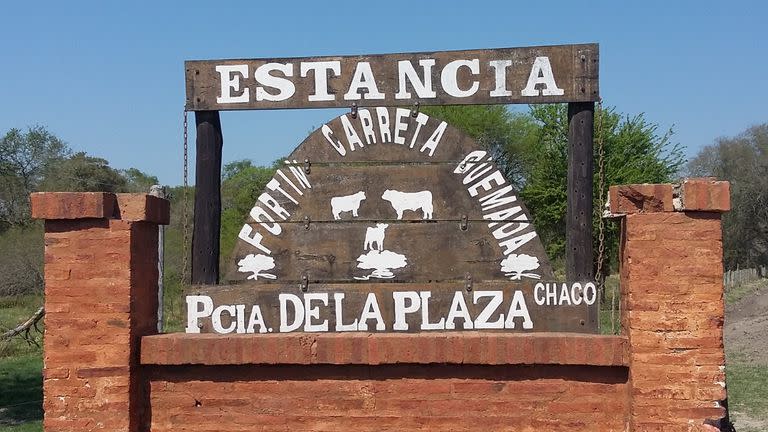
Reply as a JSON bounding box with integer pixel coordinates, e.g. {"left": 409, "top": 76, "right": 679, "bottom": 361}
{"left": 147, "top": 364, "right": 628, "bottom": 432}
{"left": 32, "top": 179, "right": 731, "bottom": 432}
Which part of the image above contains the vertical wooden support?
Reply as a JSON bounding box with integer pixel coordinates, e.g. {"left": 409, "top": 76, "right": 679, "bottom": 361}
{"left": 192, "top": 111, "right": 223, "bottom": 285}
{"left": 566, "top": 102, "right": 595, "bottom": 280}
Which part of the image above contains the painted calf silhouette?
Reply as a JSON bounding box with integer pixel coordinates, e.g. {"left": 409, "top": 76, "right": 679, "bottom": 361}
{"left": 364, "top": 223, "right": 389, "bottom": 251}
{"left": 330, "top": 191, "right": 366, "bottom": 220}
{"left": 382, "top": 189, "right": 433, "bottom": 219}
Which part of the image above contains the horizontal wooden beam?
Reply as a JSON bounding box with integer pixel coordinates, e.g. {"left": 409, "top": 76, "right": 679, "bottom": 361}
{"left": 186, "top": 44, "right": 598, "bottom": 111}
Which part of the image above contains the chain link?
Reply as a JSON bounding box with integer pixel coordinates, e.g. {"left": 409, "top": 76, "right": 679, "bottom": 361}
{"left": 182, "top": 109, "right": 190, "bottom": 286}
{"left": 594, "top": 98, "right": 610, "bottom": 333}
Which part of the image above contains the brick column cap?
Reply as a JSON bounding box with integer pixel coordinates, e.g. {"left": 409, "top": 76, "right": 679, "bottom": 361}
{"left": 31, "top": 192, "right": 170, "bottom": 224}
{"left": 608, "top": 178, "right": 730, "bottom": 216}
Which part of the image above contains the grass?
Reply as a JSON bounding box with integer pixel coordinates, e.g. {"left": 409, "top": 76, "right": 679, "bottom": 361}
{"left": 727, "top": 360, "right": 768, "bottom": 416}
{"left": 0, "top": 354, "right": 43, "bottom": 431}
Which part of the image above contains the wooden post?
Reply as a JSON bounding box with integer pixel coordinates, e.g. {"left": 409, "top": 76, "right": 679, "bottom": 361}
{"left": 566, "top": 103, "right": 594, "bottom": 279}
{"left": 192, "top": 111, "right": 223, "bottom": 285}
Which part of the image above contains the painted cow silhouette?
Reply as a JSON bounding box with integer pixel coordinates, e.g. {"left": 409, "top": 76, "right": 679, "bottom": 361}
{"left": 364, "top": 223, "right": 388, "bottom": 251}
{"left": 331, "top": 191, "right": 366, "bottom": 220}
{"left": 382, "top": 189, "right": 433, "bottom": 219}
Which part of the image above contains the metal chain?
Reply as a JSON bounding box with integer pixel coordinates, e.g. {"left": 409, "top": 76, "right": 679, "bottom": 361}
{"left": 594, "top": 98, "right": 610, "bottom": 333}
{"left": 181, "top": 109, "right": 190, "bottom": 285}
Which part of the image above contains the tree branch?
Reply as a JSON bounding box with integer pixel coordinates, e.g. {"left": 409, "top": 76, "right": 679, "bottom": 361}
{"left": 1, "top": 306, "right": 44, "bottom": 344}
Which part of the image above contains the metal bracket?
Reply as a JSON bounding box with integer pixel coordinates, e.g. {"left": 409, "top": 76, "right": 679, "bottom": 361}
{"left": 300, "top": 274, "right": 309, "bottom": 292}
{"left": 410, "top": 101, "right": 420, "bottom": 117}
{"left": 465, "top": 272, "right": 472, "bottom": 291}
{"left": 303, "top": 216, "right": 311, "bottom": 230}
{"left": 459, "top": 215, "right": 468, "bottom": 231}
{"left": 350, "top": 102, "right": 358, "bottom": 119}
{"left": 303, "top": 158, "right": 311, "bottom": 174}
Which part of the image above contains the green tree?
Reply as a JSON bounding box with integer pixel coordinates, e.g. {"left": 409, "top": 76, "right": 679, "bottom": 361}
{"left": 0, "top": 126, "right": 70, "bottom": 229}
{"left": 521, "top": 104, "right": 684, "bottom": 271}
{"left": 40, "top": 152, "right": 128, "bottom": 192}
{"left": 121, "top": 168, "right": 160, "bottom": 193}
{"left": 687, "top": 124, "right": 768, "bottom": 269}
{"left": 423, "top": 105, "right": 537, "bottom": 189}
{"left": 219, "top": 159, "right": 278, "bottom": 269}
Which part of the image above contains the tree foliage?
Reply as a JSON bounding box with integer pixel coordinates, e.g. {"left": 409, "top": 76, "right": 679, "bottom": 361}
{"left": 687, "top": 124, "right": 768, "bottom": 269}
{"left": 426, "top": 104, "right": 685, "bottom": 273}
{"left": 521, "top": 104, "right": 684, "bottom": 269}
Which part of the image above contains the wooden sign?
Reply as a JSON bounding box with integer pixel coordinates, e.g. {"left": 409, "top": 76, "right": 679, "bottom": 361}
{"left": 186, "top": 282, "right": 597, "bottom": 334}
{"left": 185, "top": 107, "right": 599, "bottom": 334}
{"left": 185, "top": 44, "right": 598, "bottom": 111}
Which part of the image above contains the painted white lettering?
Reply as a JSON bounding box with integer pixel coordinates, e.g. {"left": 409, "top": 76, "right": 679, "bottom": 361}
{"left": 343, "top": 62, "right": 384, "bottom": 100}
{"left": 546, "top": 283, "right": 557, "bottom": 306}
{"left": 445, "top": 291, "right": 473, "bottom": 330}
{"left": 489, "top": 60, "right": 513, "bottom": 97}
{"left": 396, "top": 59, "right": 437, "bottom": 99}
{"left": 322, "top": 125, "right": 347, "bottom": 157}
{"left": 287, "top": 161, "right": 312, "bottom": 189}
{"left": 215, "top": 65, "right": 249, "bottom": 104}
{"left": 235, "top": 304, "right": 246, "bottom": 334}
{"left": 410, "top": 112, "right": 429, "bottom": 148}
{"left": 584, "top": 282, "right": 597, "bottom": 305}
{"left": 441, "top": 59, "right": 480, "bottom": 98}
{"left": 257, "top": 192, "right": 290, "bottom": 220}
{"left": 504, "top": 290, "right": 533, "bottom": 329}
{"left": 559, "top": 283, "right": 572, "bottom": 305}
{"left": 454, "top": 150, "right": 487, "bottom": 174}
{"left": 334, "top": 293, "right": 359, "bottom": 331}
{"left": 358, "top": 293, "right": 385, "bottom": 331}
{"left": 340, "top": 115, "right": 364, "bottom": 151}
{"left": 277, "top": 169, "right": 304, "bottom": 196}
{"left": 250, "top": 205, "right": 281, "bottom": 235}
{"left": 301, "top": 61, "right": 341, "bottom": 101}
{"left": 419, "top": 291, "right": 446, "bottom": 330}
{"left": 478, "top": 185, "right": 517, "bottom": 211}
{"left": 254, "top": 63, "right": 295, "bottom": 102}
{"left": 468, "top": 171, "right": 506, "bottom": 197}
{"left": 237, "top": 225, "right": 271, "bottom": 254}
{"left": 571, "top": 283, "right": 583, "bottom": 305}
{"left": 393, "top": 291, "right": 420, "bottom": 331}
{"left": 279, "top": 293, "right": 304, "bottom": 332}
{"left": 358, "top": 109, "right": 377, "bottom": 145}
{"left": 266, "top": 178, "right": 298, "bottom": 205}
{"left": 304, "top": 293, "right": 329, "bottom": 332}
{"left": 212, "top": 305, "right": 237, "bottom": 334}
{"left": 185, "top": 295, "right": 213, "bottom": 333}
{"left": 375, "top": 107, "right": 392, "bottom": 143}
{"left": 420, "top": 121, "right": 446, "bottom": 157}
{"left": 473, "top": 291, "right": 504, "bottom": 329}
{"left": 521, "top": 56, "right": 564, "bottom": 97}
{"left": 534, "top": 283, "right": 546, "bottom": 306}
{"left": 393, "top": 108, "right": 410, "bottom": 145}
{"left": 499, "top": 231, "right": 538, "bottom": 255}
{"left": 246, "top": 305, "right": 268, "bottom": 333}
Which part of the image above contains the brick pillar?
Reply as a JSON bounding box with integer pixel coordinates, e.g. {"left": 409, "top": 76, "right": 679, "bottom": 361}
{"left": 610, "top": 179, "right": 731, "bottom": 431}
{"left": 31, "top": 192, "right": 169, "bottom": 432}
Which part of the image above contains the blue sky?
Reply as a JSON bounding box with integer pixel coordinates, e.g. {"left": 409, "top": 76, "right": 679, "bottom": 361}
{"left": 1, "top": 0, "right": 765, "bottom": 185}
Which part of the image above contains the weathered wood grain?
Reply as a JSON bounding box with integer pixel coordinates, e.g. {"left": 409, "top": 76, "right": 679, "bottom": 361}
{"left": 192, "top": 111, "right": 222, "bottom": 285}
{"left": 186, "top": 44, "right": 599, "bottom": 111}
{"left": 187, "top": 281, "right": 597, "bottom": 333}
{"left": 248, "top": 165, "right": 535, "bottom": 222}
{"left": 226, "top": 221, "right": 553, "bottom": 284}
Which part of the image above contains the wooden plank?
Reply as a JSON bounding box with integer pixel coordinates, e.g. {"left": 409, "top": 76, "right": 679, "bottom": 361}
{"left": 191, "top": 111, "right": 223, "bottom": 285}
{"left": 246, "top": 165, "right": 535, "bottom": 222}
{"left": 225, "top": 221, "right": 553, "bottom": 284}
{"left": 285, "top": 107, "right": 478, "bottom": 163}
{"left": 185, "top": 44, "right": 599, "bottom": 111}
{"left": 185, "top": 281, "right": 599, "bottom": 334}
{"left": 566, "top": 102, "right": 594, "bottom": 283}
